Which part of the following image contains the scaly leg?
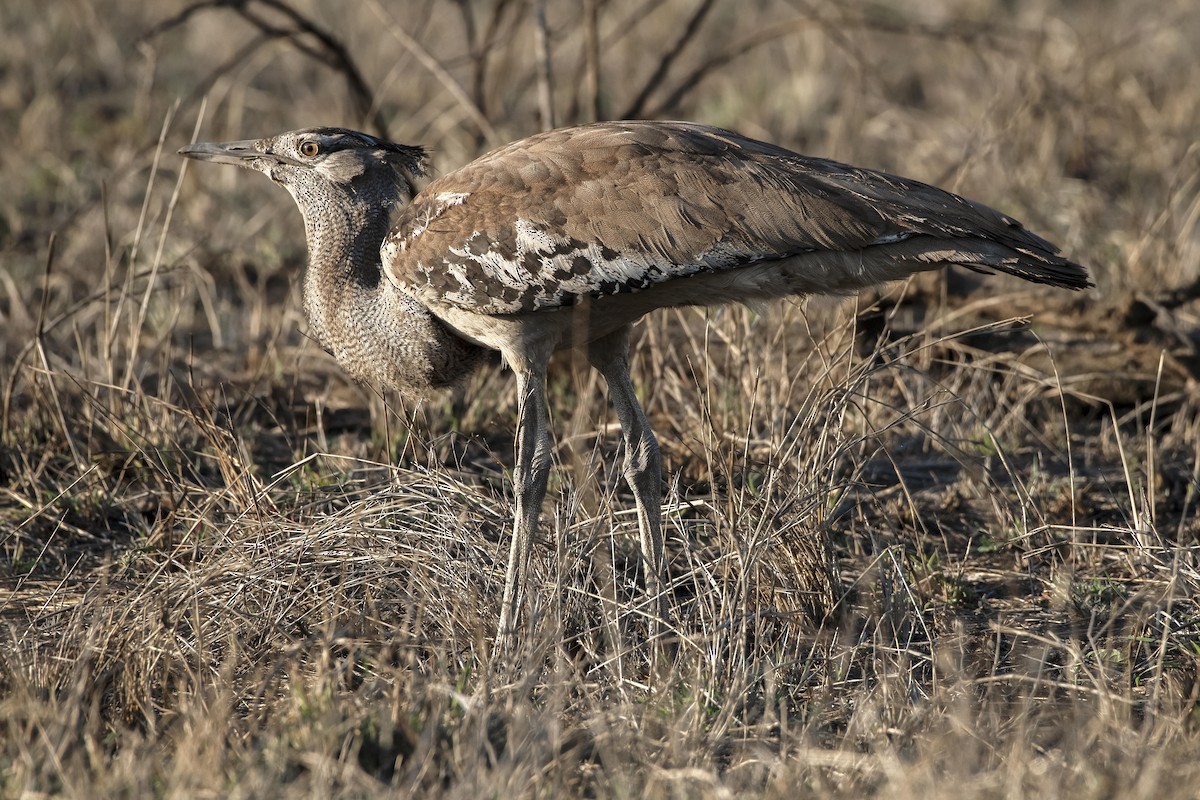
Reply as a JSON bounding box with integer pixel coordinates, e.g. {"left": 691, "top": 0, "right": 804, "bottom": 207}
{"left": 496, "top": 361, "right": 553, "bottom": 646}
{"left": 589, "top": 328, "right": 668, "bottom": 630}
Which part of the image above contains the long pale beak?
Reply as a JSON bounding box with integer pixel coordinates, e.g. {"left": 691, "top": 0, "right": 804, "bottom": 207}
{"left": 178, "top": 139, "right": 268, "bottom": 167}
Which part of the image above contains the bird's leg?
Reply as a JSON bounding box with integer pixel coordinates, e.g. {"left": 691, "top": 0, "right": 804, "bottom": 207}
{"left": 588, "top": 330, "right": 669, "bottom": 634}
{"left": 496, "top": 359, "right": 554, "bottom": 646}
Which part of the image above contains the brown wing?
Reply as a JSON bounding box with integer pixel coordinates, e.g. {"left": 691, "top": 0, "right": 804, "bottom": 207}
{"left": 381, "top": 121, "right": 1085, "bottom": 315}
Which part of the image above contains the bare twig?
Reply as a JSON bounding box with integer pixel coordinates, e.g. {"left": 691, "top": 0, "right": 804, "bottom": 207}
{"left": 142, "top": 0, "right": 389, "bottom": 137}
{"left": 366, "top": 0, "right": 500, "bottom": 146}
{"left": 583, "top": 0, "right": 601, "bottom": 122}
{"left": 137, "top": 0, "right": 229, "bottom": 42}
{"left": 637, "top": 3, "right": 1032, "bottom": 120}
{"left": 237, "top": 0, "right": 389, "bottom": 137}
{"left": 121, "top": 102, "right": 179, "bottom": 392}
{"left": 473, "top": 0, "right": 521, "bottom": 124}
{"left": 33, "top": 234, "right": 84, "bottom": 471}
{"left": 620, "top": 0, "right": 716, "bottom": 120}
{"left": 533, "top": 0, "right": 555, "bottom": 130}
{"left": 642, "top": 17, "right": 816, "bottom": 119}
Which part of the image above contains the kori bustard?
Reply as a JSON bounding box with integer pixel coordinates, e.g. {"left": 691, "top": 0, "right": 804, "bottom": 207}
{"left": 180, "top": 121, "right": 1090, "bottom": 642}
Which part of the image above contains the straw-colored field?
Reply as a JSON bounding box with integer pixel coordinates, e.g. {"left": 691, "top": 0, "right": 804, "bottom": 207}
{"left": 2, "top": 0, "right": 1198, "bottom": 796}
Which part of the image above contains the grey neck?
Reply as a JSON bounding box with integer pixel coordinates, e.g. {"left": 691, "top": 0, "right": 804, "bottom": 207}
{"left": 290, "top": 174, "right": 486, "bottom": 392}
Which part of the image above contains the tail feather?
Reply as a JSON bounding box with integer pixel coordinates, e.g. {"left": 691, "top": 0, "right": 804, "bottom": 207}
{"left": 629, "top": 234, "right": 1090, "bottom": 312}
{"left": 863, "top": 235, "right": 1092, "bottom": 291}
{"left": 956, "top": 251, "right": 1092, "bottom": 290}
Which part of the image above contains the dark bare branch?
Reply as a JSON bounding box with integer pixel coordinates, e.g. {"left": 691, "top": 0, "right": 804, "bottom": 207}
{"left": 246, "top": 0, "right": 389, "bottom": 137}
{"left": 583, "top": 0, "right": 601, "bottom": 122}
{"left": 136, "top": 0, "right": 230, "bottom": 44}
{"left": 533, "top": 0, "right": 555, "bottom": 130}
{"left": 644, "top": 17, "right": 816, "bottom": 119}
{"left": 141, "top": 0, "right": 389, "bottom": 138}
{"left": 366, "top": 0, "right": 501, "bottom": 146}
{"left": 620, "top": 0, "right": 716, "bottom": 120}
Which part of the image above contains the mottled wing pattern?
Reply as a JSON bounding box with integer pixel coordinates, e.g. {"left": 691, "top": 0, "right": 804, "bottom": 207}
{"left": 381, "top": 121, "right": 1074, "bottom": 315}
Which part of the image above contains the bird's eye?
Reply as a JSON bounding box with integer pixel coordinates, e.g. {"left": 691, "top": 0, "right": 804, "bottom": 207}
{"left": 299, "top": 141, "right": 319, "bottom": 157}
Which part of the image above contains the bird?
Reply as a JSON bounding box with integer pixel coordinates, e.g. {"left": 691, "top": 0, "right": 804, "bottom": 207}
{"left": 179, "top": 120, "right": 1090, "bottom": 643}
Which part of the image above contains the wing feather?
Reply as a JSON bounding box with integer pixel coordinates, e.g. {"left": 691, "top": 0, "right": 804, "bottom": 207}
{"left": 381, "top": 121, "right": 1084, "bottom": 315}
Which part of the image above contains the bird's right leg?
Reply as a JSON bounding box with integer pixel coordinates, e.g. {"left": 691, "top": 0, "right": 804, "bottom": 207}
{"left": 496, "top": 355, "right": 554, "bottom": 646}
{"left": 588, "top": 329, "right": 669, "bottom": 629}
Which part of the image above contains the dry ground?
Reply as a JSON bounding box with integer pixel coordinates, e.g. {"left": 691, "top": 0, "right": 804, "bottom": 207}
{"left": 2, "top": 0, "right": 1199, "bottom": 796}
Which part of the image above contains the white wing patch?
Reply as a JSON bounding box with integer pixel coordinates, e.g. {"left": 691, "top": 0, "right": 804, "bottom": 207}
{"left": 434, "top": 218, "right": 656, "bottom": 309}
{"left": 385, "top": 204, "right": 799, "bottom": 315}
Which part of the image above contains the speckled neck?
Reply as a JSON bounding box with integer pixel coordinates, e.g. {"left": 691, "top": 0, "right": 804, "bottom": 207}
{"left": 286, "top": 171, "right": 486, "bottom": 392}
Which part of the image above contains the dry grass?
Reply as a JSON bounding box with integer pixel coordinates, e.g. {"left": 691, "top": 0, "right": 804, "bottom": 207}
{"left": 2, "top": 0, "right": 1200, "bottom": 796}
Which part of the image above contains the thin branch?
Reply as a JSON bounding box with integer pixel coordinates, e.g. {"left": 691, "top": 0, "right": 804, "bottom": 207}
{"left": 641, "top": 4, "right": 1033, "bottom": 120}
{"left": 533, "top": 0, "right": 555, "bottom": 130}
{"left": 142, "top": 0, "right": 389, "bottom": 137}
{"left": 475, "top": 0, "right": 523, "bottom": 103}
{"left": 583, "top": 0, "right": 601, "bottom": 122}
{"left": 620, "top": 0, "right": 716, "bottom": 120}
{"left": 365, "top": 0, "right": 501, "bottom": 147}
{"left": 175, "top": 34, "right": 278, "bottom": 120}
{"left": 242, "top": 0, "right": 389, "bottom": 137}
{"left": 136, "top": 0, "right": 229, "bottom": 43}
{"left": 643, "top": 17, "right": 817, "bottom": 119}
{"left": 599, "top": 0, "right": 668, "bottom": 51}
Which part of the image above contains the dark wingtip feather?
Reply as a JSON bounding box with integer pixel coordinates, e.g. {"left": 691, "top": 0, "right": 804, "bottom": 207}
{"left": 985, "top": 252, "right": 1093, "bottom": 290}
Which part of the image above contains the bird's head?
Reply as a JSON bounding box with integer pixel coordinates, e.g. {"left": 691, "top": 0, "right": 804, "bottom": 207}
{"left": 179, "top": 127, "right": 428, "bottom": 201}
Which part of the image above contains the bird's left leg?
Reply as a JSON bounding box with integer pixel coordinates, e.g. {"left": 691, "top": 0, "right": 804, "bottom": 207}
{"left": 496, "top": 351, "right": 554, "bottom": 647}
{"left": 588, "top": 328, "right": 668, "bottom": 629}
